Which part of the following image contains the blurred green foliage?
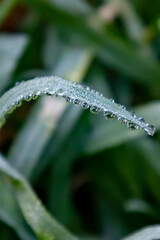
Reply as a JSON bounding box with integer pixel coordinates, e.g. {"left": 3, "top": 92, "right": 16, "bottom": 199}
{"left": 0, "top": 0, "right": 160, "bottom": 239}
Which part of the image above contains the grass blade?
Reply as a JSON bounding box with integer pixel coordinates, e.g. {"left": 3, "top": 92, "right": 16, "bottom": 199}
{"left": 0, "top": 76, "right": 155, "bottom": 135}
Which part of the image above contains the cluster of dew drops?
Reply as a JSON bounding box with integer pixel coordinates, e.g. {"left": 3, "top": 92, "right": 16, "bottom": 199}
{"left": 0, "top": 81, "right": 156, "bottom": 136}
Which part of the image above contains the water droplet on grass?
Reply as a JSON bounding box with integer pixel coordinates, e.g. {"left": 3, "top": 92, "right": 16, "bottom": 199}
{"left": 131, "top": 111, "right": 136, "bottom": 118}
{"left": 84, "top": 85, "right": 90, "bottom": 91}
{"left": 118, "top": 116, "right": 126, "bottom": 124}
{"left": 110, "top": 98, "right": 115, "bottom": 103}
{"left": 8, "top": 106, "right": 15, "bottom": 114}
{"left": 144, "top": 124, "right": 156, "bottom": 136}
{"left": 127, "top": 122, "right": 137, "bottom": 130}
{"left": 120, "top": 105, "right": 126, "bottom": 110}
{"left": 65, "top": 96, "right": 72, "bottom": 102}
{"left": 57, "top": 89, "right": 65, "bottom": 96}
{"left": 90, "top": 106, "right": 101, "bottom": 114}
{"left": 104, "top": 111, "right": 115, "bottom": 119}
{"left": 43, "top": 88, "right": 49, "bottom": 94}
{"left": 36, "top": 91, "right": 41, "bottom": 96}
{"left": 32, "top": 94, "right": 38, "bottom": 100}
{"left": 25, "top": 95, "right": 32, "bottom": 102}
{"left": 73, "top": 99, "right": 80, "bottom": 105}
{"left": 15, "top": 100, "right": 22, "bottom": 107}
{"left": 82, "top": 102, "right": 89, "bottom": 109}
{"left": 138, "top": 117, "right": 145, "bottom": 123}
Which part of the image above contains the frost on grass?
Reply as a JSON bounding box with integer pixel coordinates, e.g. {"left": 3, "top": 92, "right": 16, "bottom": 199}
{"left": 0, "top": 76, "right": 156, "bottom": 136}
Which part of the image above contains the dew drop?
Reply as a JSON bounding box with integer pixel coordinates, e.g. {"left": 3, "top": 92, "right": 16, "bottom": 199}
{"left": 144, "top": 124, "right": 156, "bottom": 136}
{"left": 15, "top": 100, "right": 22, "bottom": 107}
{"left": 118, "top": 116, "right": 126, "bottom": 124}
{"left": 36, "top": 91, "right": 41, "bottom": 96}
{"left": 65, "top": 96, "right": 72, "bottom": 102}
{"left": 43, "top": 88, "right": 49, "bottom": 94}
{"left": 138, "top": 117, "right": 145, "bottom": 123}
{"left": 31, "top": 94, "right": 38, "bottom": 100}
{"left": 110, "top": 98, "right": 115, "bottom": 103}
{"left": 57, "top": 89, "right": 65, "bottom": 96}
{"left": 104, "top": 111, "right": 115, "bottom": 119}
{"left": 82, "top": 102, "right": 89, "bottom": 109}
{"left": 25, "top": 95, "right": 32, "bottom": 102}
{"left": 8, "top": 104, "right": 16, "bottom": 113}
{"left": 84, "top": 85, "right": 90, "bottom": 91}
{"left": 19, "top": 95, "right": 24, "bottom": 100}
{"left": 46, "top": 91, "right": 54, "bottom": 96}
{"left": 131, "top": 111, "right": 136, "bottom": 118}
{"left": 90, "top": 106, "right": 101, "bottom": 114}
{"left": 120, "top": 105, "right": 126, "bottom": 110}
{"left": 73, "top": 99, "right": 80, "bottom": 105}
{"left": 127, "top": 122, "right": 137, "bottom": 130}
{"left": 91, "top": 89, "right": 97, "bottom": 94}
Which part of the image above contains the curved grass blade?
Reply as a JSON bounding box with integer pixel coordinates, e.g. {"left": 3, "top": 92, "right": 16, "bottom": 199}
{"left": 0, "top": 154, "right": 78, "bottom": 240}
{"left": 0, "top": 76, "right": 155, "bottom": 135}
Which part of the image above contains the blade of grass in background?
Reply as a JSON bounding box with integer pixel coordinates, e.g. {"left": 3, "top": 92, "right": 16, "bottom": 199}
{"left": 0, "top": 34, "right": 29, "bottom": 94}
{"left": 0, "top": 0, "right": 17, "bottom": 27}
{"left": 0, "top": 173, "right": 37, "bottom": 240}
{"left": 22, "top": 0, "right": 160, "bottom": 86}
{"left": 124, "top": 198, "right": 157, "bottom": 218}
{"left": 0, "top": 222, "right": 22, "bottom": 240}
{"left": 84, "top": 101, "right": 160, "bottom": 154}
{"left": 0, "top": 154, "right": 78, "bottom": 240}
{"left": 132, "top": 139, "right": 160, "bottom": 203}
{"left": 110, "top": 143, "right": 160, "bottom": 217}
{"left": 49, "top": 0, "right": 92, "bottom": 16}
{"left": 47, "top": 145, "right": 82, "bottom": 231}
{"left": 135, "top": 139, "right": 160, "bottom": 178}
{"left": 104, "top": 0, "right": 154, "bottom": 58}
{"left": 107, "top": 0, "right": 144, "bottom": 42}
